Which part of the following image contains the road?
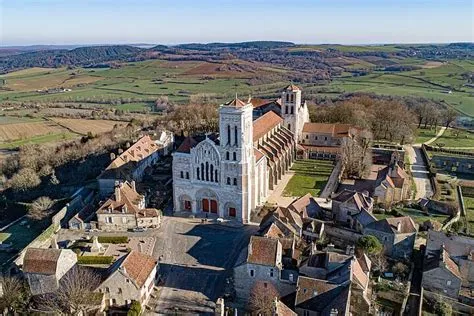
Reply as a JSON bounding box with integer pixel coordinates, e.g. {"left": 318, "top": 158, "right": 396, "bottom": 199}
{"left": 150, "top": 216, "right": 257, "bottom": 314}
{"left": 405, "top": 145, "right": 433, "bottom": 200}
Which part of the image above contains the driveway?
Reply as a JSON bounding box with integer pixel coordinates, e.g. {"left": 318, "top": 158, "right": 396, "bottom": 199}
{"left": 150, "top": 217, "right": 256, "bottom": 314}
{"left": 405, "top": 145, "right": 433, "bottom": 199}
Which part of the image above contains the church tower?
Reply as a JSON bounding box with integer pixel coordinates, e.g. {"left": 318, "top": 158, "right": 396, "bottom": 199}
{"left": 219, "top": 97, "right": 255, "bottom": 223}
{"left": 281, "top": 84, "right": 303, "bottom": 143}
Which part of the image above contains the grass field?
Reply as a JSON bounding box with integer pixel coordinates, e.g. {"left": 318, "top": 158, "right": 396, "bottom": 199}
{"left": 462, "top": 195, "right": 474, "bottom": 233}
{"left": 374, "top": 207, "right": 449, "bottom": 226}
{"left": 50, "top": 118, "right": 126, "bottom": 135}
{"left": 415, "top": 127, "right": 440, "bottom": 144}
{"left": 283, "top": 159, "right": 334, "bottom": 197}
{"left": 434, "top": 128, "right": 474, "bottom": 148}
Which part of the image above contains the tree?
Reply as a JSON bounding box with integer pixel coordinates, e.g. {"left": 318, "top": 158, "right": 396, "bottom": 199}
{"left": 341, "top": 133, "right": 373, "bottom": 179}
{"left": 28, "top": 196, "right": 54, "bottom": 221}
{"left": 371, "top": 251, "right": 388, "bottom": 272}
{"left": 127, "top": 300, "right": 141, "bottom": 316}
{"left": 443, "top": 108, "right": 458, "bottom": 128}
{"left": 0, "top": 275, "right": 30, "bottom": 313}
{"left": 356, "top": 235, "right": 383, "bottom": 255}
{"left": 8, "top": 168, "right": 41, "bottom": 192}
{"left": 392, "top": 262, "right": 409, "bottom": 279}
{"left": 434, "top": 298, "right": 452, "bottom": 316}
{"left": 248, "top": 281, "right": 279, "bottom": 316}
{"left": 36, "top": 267, "right": 101, "bottom": 315}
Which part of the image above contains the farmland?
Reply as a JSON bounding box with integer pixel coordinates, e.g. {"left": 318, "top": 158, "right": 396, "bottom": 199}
{"left": 50, "top": 118, "right": 126, "bottom": 135}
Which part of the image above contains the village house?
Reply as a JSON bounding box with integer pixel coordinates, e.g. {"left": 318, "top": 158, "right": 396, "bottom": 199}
{"left": 373, "top": 154, "right": 411, "bottom": 205}
{"left": 233, "top": 236, "right": 297, "bottom": 305}
{"left": 364, "top": 216, "right": 417, "bottom": 259}
{"left": 97, "top": 250, "right": 158, "bottom": 308}
{"left": 331, "top": 190, "right": 376, "bottom": 232}
{"left": 22, "top": 248, "right": 77, "bottom": 296}
{"left": 422, "top": 231, "right": 474, "bottom": 304}
{"left": 287, "top": 193, "right": 323, "bottom": 219}
{"left": 96, "top": 181, "right": 161, "bottom": 231}
{"left": 98, "top": 133, "right": 173, "bottom": 196}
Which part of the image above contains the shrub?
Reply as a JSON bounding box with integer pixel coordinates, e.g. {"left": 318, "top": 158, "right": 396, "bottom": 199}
{"left": 97, "top": 236, "right": 128, "bottom": 244}
{"left": 127, "top": 300, "right": 141, "bottom": 316}
{"left": 77, "top": 255, "right": 114, "bottom": 265}
{"left": 356, "top": 235, "right": 383, "bottom": 255}
{"left": 434, "top": 299, "right": 452, "bottom": 316}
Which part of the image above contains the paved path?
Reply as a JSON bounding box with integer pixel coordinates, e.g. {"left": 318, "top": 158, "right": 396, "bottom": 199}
{"left": 150, "top": 217, "right": 256, "bottom": 314}
{"left": 266, "top": 171, "right": 296, "bottom": 207}
{"left": 405, "top": 145, "right": 433, "bottom": 199}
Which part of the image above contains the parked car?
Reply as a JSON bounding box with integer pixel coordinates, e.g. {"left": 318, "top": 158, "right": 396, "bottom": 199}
{"left": 133, "top": 227, "right": 147, "bottom": 232}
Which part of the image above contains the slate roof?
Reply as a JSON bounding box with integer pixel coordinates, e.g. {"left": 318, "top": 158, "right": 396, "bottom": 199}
{"left": 365, "top": 216, "right": 417, "bottom": 235}
{"left": 424, "top": 247, "right": 462, "bottom": 279}
{"left": 23, "top": 248, "right": 64, "bottom": 275}
{"left": 253, "top": 111, "right": 284, "bottom": 141}
{"left": 247, "top": 236, "right": 280, "bottom": 267}
{"left": 119, "top": 251, "right": 157, "bottom": 288}
{"left": 352, "top": 208, "right": 377, "bottom": 226}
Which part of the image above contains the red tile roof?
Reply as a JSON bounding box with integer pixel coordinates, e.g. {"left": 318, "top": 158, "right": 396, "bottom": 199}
{"left": 121, "top": 251, "right": 157, "bottom": 288}
{"left": 247, "top": 236, "right": 280, "bottom": 266}
{"left": 253, "top": 111, "right": 283, "bottom": 141}
{"left": 296, "top": 276, "right": 338, "bottom": 305}
{"left": 225, "top": 97, "right": 247, "bottom": 107}
{"left": 97, "top": 181, "right": 143, "bottom": 215}
{"left": 23, "top": 248, "right": 63, "bottom": 275}
{"left": 302, "top": 123, "right": 356, "bottom": 137}
{"left": 284, "top": 84, "right": 301, "bottom": 91}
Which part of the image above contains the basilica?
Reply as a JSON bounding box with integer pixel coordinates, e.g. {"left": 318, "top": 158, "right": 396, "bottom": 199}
{"left": 172, "top": 85, "right": 310, "bottom": 223}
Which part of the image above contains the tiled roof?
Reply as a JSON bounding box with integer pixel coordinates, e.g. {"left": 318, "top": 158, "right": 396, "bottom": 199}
{"left": 176, "top": 136, "right": 198, "bottom": 153}
{"left": 302, "top": 123, "right": 356, "bottom": 137}
{"left": 352, "top": 258, "right": 369, "bottom": 290}
{"left": 97, "top": 181, "right": 143, "bottom": 215}
{"left": 253, "top": 111, "right": 283, "bottom": 141}
{"left": 99, "top": 135, "right": 158, "bottom": 179}
{"left": 274, "top": 299, "right": 297, "bottom": 316}
{"left": 247, "top": 236, "right": 280, "bottom": 267}
{"left": 250, "top": 97, "right": 272, "bottom": 108}
{"left": 225, "top": 97, "right": 247, "bottom": 107}
{"left": 366, "top": 216, "right": 417, "bottom": 235}
{"left": 332, "top": 190, "right": 373, "bottom": 212}
{"left": 263, "top": 223, "right": 286, "bottom": 238}
{"left": 357, "top": 253, "right": 372, "bottom": 273}
{"left": 284, "top": 84, "right": 301, "bottom": 91}
{"left": 254, "top": 148, "right": 265, "bottom": 162}
{"left": 120, "top": 251, "right": 157, "bottom": 288}
{"left": 23, "top": 248, "right": 63, "bottom": 275}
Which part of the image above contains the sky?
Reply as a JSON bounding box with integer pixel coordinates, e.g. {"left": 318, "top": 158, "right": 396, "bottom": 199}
{"left": 1, "top": 0, "right": 473, "bottom": 46}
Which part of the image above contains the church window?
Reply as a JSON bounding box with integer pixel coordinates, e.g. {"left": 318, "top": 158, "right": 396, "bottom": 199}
{"left": 227, "top": 125, "right": 231, "bottom": 145}
{"left": 288, "top": 124, "right": 291, "bottom": 130}
{"left": 227, "top": 177, "right": 231, "bottom": 185}
{"left": 226, "top": 151, "right": 230, "bottom": 160}
{"left": 250, "top": 269, "right": 255, "bottom": 277}
{"left": 186, "top": 172, "right": 189, "bottom": 179}
{"left": 233, "top": 178, "right": 237, "bottom": 186}
{"left": 233, "top": 152, "right": 237, "bottom": 161}
{"left": 201, "top": 163, "right": 204, "bottom": 180}
{"left": 285, "top": 106, "right": 289, "bottom": 114}
{"left": 210, "top": 165, "right": 214, "bottom": 182}
{"left": 197, "top": 167, "right": 200, "bottom": 180}
{"left": 286, "top": 94, "right": 289, "bottom": 102}
{"left": 180, "top": 171, "right": 184, "bottom": 178}
{"left": 290, "top": 106, "right": 294, "bottom": 114}
{"left": 205, "top": 162, "right": 209, "bottom": 181}
{"left": 234, "top": 126, "right": 238, "bottom": 146}
{"left": 290, "top": 94, "right": 294, "bottom": 103}
{"left": 215, "top": 169, "right": 218, "bottom": 182}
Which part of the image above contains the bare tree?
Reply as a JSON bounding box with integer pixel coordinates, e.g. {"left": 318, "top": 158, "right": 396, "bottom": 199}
{"left": 341, "top": 133, "right": 373, "bottom": 179}
{"left": 0, "top": 275, "right": 30, "bottom": 313}
{"left": 443, "top": 108, "right": 458, "bottom": 128}
{"left": 8, "top": 167, "right": 41, "bottom": 192}
{"left": 28, "top": 196, "right": 54, "bottom": 221}
{"left": 248, "top": 281, "right": 279, "bottom": 316}
{"left": 36, "top": 267, "right": 101, "bottom": 315}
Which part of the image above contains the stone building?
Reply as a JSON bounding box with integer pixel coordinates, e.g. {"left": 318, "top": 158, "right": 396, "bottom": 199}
{"left": 364, "top": 216, "right": 417, "bottom": 259}
{"left": 331, "top": 190, "right": 376, "bottom": 232}
{"left": 97, "top": 251, "right": 157, "bottom": 308}
{"left": 98, "top": 133, "right": 173, "bottom": 196}
{"left": 96, "top": 181, "right": 161, "bottom": 231}
{"left": 22, "top": 248, "right": 77, "bottom": 296}
{"left": 172, "top": 85, "right": 308, "bottom": 223}
{"left": 233, "top": 236, "right": 297, "bottom": 305}
{"left": 373, "top": 153, "right": 410, "bottom": 205}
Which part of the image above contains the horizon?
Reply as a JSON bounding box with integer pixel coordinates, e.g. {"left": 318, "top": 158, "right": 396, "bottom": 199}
{"left": 1, "top": 0, "right": 473, "bottom": 46}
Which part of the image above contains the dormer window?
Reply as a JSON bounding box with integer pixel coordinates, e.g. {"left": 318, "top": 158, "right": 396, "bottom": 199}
{"left": 122, "top": 205, "right": 127, "bottom": 213}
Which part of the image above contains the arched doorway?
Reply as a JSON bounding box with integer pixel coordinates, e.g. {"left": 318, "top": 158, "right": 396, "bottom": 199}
{"left": 197, "top": 188, "right": 218, "bottom": 214}
{"left": 179, "top": 195, "right": 192, "bottom": 212}
{"left": 224, "top": 202, "right": 237, "bottom": 217}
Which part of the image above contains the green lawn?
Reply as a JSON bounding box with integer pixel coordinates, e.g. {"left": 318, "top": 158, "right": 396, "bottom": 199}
{"left": 434, "top": 128, "right": 474, "bottom": 148}
{"left": 283, "top": 159, "right": 334, "bottom": 197}
{"left": 462, "top": 195, "right": 474, "bottom": 234}
{"left": 374, "top": 207, "right": 449, "bottom": 226}
{"left": 415, "top": 127, "right": 440, "bottom": 144}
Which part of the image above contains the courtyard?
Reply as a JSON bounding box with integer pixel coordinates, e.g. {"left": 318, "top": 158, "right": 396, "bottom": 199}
{"left": 283, "top": 159, "right": 334, "bottom": 197}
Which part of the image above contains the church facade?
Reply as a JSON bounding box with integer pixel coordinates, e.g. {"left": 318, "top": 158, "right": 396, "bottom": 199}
{"left": 172, "top": 85, "right": 309, "bottom": 223}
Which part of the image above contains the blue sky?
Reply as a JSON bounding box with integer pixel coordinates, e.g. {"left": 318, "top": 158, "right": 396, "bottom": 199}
{"left": 1, "top": 0, "right": 473, "bottom": 46}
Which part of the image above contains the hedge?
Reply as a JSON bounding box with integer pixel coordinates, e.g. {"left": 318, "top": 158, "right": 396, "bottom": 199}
{"left": 77, "top": 255, "right": 114, "bottom": 264}
{"left": 97, "top": 236, "right": 128, "bottom": 244}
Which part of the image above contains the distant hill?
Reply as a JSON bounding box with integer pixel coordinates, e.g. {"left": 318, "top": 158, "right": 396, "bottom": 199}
{"left": 0, "top": 45, "right": 143, "bottom": 72}
{"left": 174, "top": 41, "right": 296, "bottom": 50}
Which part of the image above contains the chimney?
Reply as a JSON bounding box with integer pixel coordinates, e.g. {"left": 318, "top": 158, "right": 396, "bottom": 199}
{"left": 397, "top": 221, "right": 402, "bottom": 233}
{"left": 115, "top": 182, "right": 121, "bottom": 201}
{"left": 131, "top": 180, "right": 136, "bottom": 191}
{"left": 215, "top": 297, "right": 225, "bottom": 316}
{"left": 110, "top": 152, "right": 116, "bottom": 161}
